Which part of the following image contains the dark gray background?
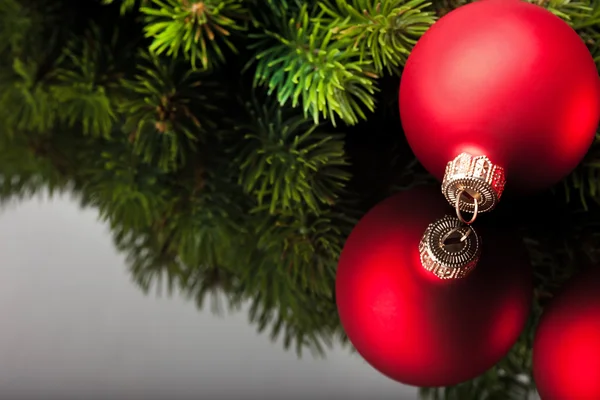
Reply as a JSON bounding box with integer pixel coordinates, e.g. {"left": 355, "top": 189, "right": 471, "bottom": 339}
{"left": 0, "top": 193, "right": 418, "bottom": 400}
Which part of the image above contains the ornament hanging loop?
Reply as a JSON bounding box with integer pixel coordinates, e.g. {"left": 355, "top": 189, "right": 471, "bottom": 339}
{"left": 442, "top": 153, "right": 506, "bottom": 214}
{"left": 441, "top": 223, "right": 471, "bottom": 245}
{"left": 439, "top": 189, "right": 478, "bottom": 247}
{"left": 455, "top": 189, "right": 478, "bottom": 225}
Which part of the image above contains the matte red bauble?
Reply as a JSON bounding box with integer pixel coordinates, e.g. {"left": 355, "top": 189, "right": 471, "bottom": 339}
{"left": 336, "top": 186, "right": 532, "bottom": 387}
{"left": 399, "top": 0, "right": 600, "bottom": 210}
{"left": 533, "top": 268, "right": 600, "bottom": 400}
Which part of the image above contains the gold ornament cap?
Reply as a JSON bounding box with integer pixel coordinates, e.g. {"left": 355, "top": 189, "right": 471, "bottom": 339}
{"left": 441, "top": 153, "right": 506, "bottom": 213}
{"left": 419, "top": 215, "right": 481, "bottom": 280}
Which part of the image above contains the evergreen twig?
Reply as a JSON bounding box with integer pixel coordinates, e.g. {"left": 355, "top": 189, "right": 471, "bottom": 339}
{"left": 248, "top": 4, "right": 379, "bottom": 126}
{"left": 319, "top": 0, "right": 437, "bottom": 74}
{"left": 118, "top": 52, "right": 224, "bottom": 172}
{"left": 233, "top": 96, "right": 351, "bottom": 214}
{"left": 141, "top": 0, "right": 248, "bottom": 70}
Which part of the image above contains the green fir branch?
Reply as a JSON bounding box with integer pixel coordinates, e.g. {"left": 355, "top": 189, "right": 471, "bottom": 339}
{"left": 529, "top": 0, "right": 594, "bottom": 21}
{"left": 319, "top": 0, "right": 437, "bottom": 74}
{"left": 233, "top": 97, "right": 351, "bottom": 214}
{"left": 222, "top": 203, "right": 356, "bottom": 356}
{"left": 562, "top": 133, "right": 600, "bottom": 210}
{"left": 55, "top": 123, "right": 171, "bottom": 237}
{"left": 83, "top": 150, "right": 169, "bottom": 234}
{"left": 243, "top": 268, "right": 340, "bottom": 358}
{"left": 118, "top": 52, "right": 223, "bottom": 172}
{"left": 0, "top": 0, "right": 61, "bottom": 58}
{"left": 163, "top": 180, "right": 248, "bottom": 269}
{"left": 430, "top": 0, "right": 468, "bottom": 16}
{"left": 51, "top": 25, "right": 123, "bottom": 138}
{"left": 0, "top": 58, "right": 58, "bottom": 135}
{"left": 141, "top": 0, "right": 248, "bottom": 70}
{"left": 253, "top": 207, "right": 355, "bottom": 298}
{"left": 256, "top": 0, "right": 306, "bottom": 16}
{"left": 0, "top": 133, "right": 68, "bottom": 203}
{"left": 245, "top": 0, "right": 306, "bottom": 24}
{"left": 432, "top": 0, "right": 595, "bottom": 19}
{"left": 249, "top": 4, "right": 379, "bottom": 126}
{"left": 0, "top": 0, "right": 34, "bottom": 56}
{"left": 568, "top": 0, "right": 600, "bottom": 67}
{"left": 0, "top": 0, "right": 62, "bottom": 137}
{"left": 109, "top": 159, "right": 249, "bottom": 303}
{"left": 235, "top": 231, "right": 343, "bottom": 357}
{"left": 102, "top": 0, "right": 149, "bottom": 14}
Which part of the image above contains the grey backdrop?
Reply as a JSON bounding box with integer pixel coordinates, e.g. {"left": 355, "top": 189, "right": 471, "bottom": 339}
{"left": 0, "top": 192, "right": 418, "bottom": 400}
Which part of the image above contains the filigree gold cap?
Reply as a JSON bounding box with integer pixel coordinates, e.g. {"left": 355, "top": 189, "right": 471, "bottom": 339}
{"left": 419, "top": 215, "right": 481, "bottom": 280}
{"left": 441, "top": 153, "right": 506, "bottom": 213}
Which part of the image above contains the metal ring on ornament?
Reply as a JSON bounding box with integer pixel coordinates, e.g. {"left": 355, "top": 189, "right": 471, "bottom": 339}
{"left": 440, "top": 223, "right": 472, "bottom": 245}
{"left": 455, "top": 188, "right": 479, "bottom": 225}
{"left": 438, "top": 189, "right": 479, "bottom": 245}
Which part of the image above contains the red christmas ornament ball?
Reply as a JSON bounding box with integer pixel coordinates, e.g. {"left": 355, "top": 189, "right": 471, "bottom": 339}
{"left": 399, "top": 0, "right": 600, "bottom": 194}
{"left": 335, "top": 186, "right": 532, "bottom": 387}
{"left": 533, "top": 268, "right": 600, "bottom": 400}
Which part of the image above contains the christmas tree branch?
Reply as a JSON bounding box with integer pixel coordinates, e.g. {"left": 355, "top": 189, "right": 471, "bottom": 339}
{"left": 118, "top": 51, "right": 224, "bottom": 172}
{"left": 318, "top": 0, "right": 437, "bottom": 74}
{"left": 568, "top": 0, "right": 600, "bottom": 67}
{"left": 102, "top": 0, "right": 149, "bottom": 15}
{"left": 245, "top": 0, "right": 308, "bottom": 23}
{"left": 141, "top": 0, "right": 248, "bottom": 70}
{"left": 534, "top": 0, "right": 594, "bottom": 21}
{"left": 248, "top": 4, "right": 379, "bottom": 126}
{"left": 232, "top": 95, "right": 351, "bottom": 214}
{"left": 0, "top": 0, "right": 34, "bottom": 56}
{"left": 0, "top": 58, "right": 59, "bottom": 135}
{"left": 0, "top": 132, "right": 69, "bottom": 203}
{"left": 562, "top": 133, "right": 600, "bottom": 209}
{"left": 50, "top": 25, "right": 124, "bottom": 138}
